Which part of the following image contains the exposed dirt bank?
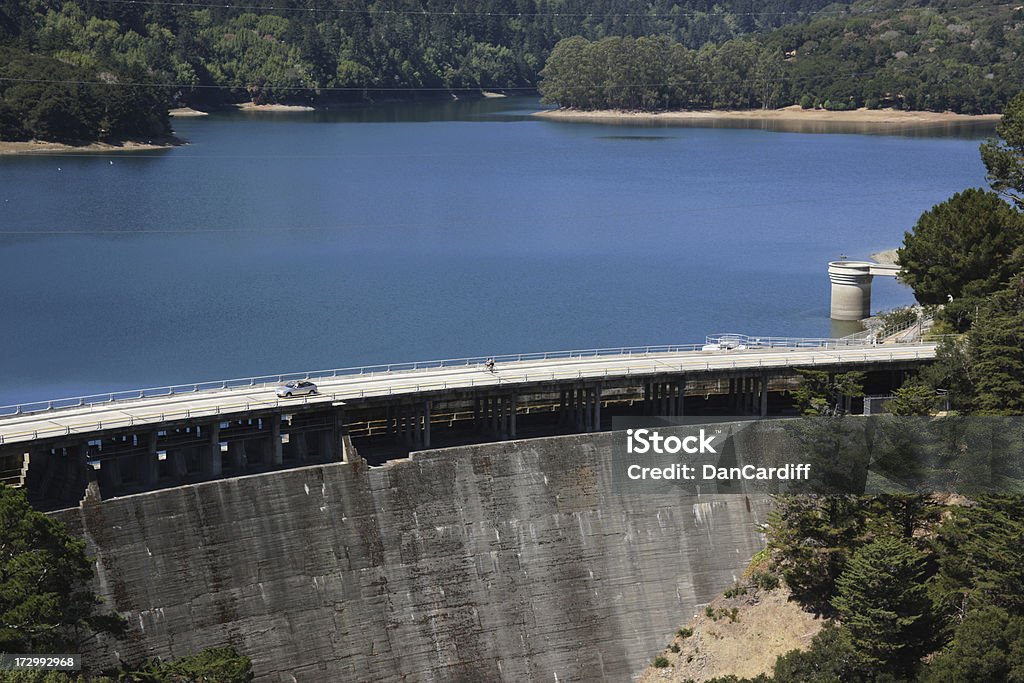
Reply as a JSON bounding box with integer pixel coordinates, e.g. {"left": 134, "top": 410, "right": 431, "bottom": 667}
{"left": 169, "top": 107, "right": 209, "bottom": 117}
{"left": 535, "top": 105, "right": 1002, "bottom": 126}
{"left": 636, "top": 585, "right": 824, "bottom": 682}
{"left": 0, "top": 138, "right": 181, "bottom": 155}
{"left": 234, "top": 102, "right": 315, "bottom": 112}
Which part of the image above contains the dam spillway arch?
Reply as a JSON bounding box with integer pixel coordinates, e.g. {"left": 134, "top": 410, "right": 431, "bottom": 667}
{"left": 52, "top": 430, "right": 773, "bottom": 682}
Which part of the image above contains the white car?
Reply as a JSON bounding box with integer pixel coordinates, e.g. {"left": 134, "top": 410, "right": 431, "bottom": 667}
{"left": 275, "top": 380, "right": 318, "bottom": 398}
{"left": 701, "top": 338, "right": 747, "bottom": 352}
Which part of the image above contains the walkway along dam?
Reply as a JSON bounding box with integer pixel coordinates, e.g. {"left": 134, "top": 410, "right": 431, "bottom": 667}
{"left": 1, "top": 338, "right": 936, "bottom": 681}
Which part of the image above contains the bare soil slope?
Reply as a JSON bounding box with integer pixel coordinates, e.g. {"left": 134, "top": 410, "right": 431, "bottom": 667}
{"left": 637, "top": 585, "right": 823, "bottom": 682}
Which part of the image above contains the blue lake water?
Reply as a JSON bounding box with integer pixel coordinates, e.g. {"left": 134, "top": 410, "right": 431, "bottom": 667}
{"left": 0, "top": 97, "right": 994, "bottom": 404}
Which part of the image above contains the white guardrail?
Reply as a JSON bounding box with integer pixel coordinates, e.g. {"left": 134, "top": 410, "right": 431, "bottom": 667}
{"left": 840, "top": 315, "right": 933, "bottom": 343}
{"left": 0, "top": 335, "right": 940, "bottom": 445}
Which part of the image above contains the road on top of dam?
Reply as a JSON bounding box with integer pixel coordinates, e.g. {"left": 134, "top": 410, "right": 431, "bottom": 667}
{"left": 0, "top": 342, "right": 937, "bottom": 446}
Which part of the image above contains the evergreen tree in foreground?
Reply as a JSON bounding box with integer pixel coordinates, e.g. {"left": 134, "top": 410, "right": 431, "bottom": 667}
{"left": 982, "top": 90, "right": 1024, "bottom": 210}
{"left": 0, "top": 487, "right": 123, "bottom": 654}
{"left": 897, "top": 188, "right": 1024, "bottom": 307}
{"left": 969, "top": 275, "right": 1024, "bottom": 415}
{"left": 831, "top": 536, "right": 937, "bottom": 679}
{"left": 921, "top": 605, "right": 1024, "bottom": 683}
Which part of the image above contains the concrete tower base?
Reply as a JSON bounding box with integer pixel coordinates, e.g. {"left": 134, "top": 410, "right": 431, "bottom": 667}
{"left": 829, "top": 261, "right": 874, "bottom": 320}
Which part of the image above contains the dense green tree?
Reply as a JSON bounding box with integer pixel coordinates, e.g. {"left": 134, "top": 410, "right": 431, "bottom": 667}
{"left": 691, "top": 497, "right": 1024, "bottom": 683}
{"left": 918, "top": 336, "right": 975, "bottom": 411}
{"left": 922, "top": 606, "right": 1024, "bottom": 683}
{"left": 885, "top": 380, "right": 939, "bottom": 417}
{"left": 538, "top": 3, "right": 1024, "bottom": 113}
{"left": 0, "top": 486, "right": 123, "bottom": 654}
{"left": 867, "top": 418, "right": 934, "bottom": 488}
{"left": 897, "top": 189, "right": 1024, "bottom": 305}
{"left": 0, "top": 674, "right": 113, "bottom": 682}
{"left": 931, "top": 496, "right": 1024, "bottom": 617}
{"left": 949, "top": 418, "right": 1024, "bottom": 496}
{"left": 864, "top": 494, "right": 939, "bottom": 544}
{"left": 4, "top": 0, "right": 1024, "bottom": 137}
{"left": 766, "top": 495, "right": 868, "bottom": 609}
{"left": 785, "top": 417, "right": 870, "bottom": 494}
{"left": 918, "top": 277, "right": 1024, "bottom": 415}
{"left": 0, "top": 47, "right": 170, "bottom": 142}
{"left": 831, "top": 536, "right": 937, "bottom": 678}
{"left": 125, "top": 647, "right": 254, "bottom": 682}
{"left": 969, "top": 276, "right": 1024, "bottom": 415}
{"left": 767, "top": 494, "right": 940, "bottom": 611}
{"left": 771, "top": 624, "right": 870, "bottom": 683}
{"left": 981, "top": 90, "right": 1024, "bottom": 209}
{"left": 709, "top": 492, "right": 1024, "bottom": 683}
{"left": 791, "top": 369, "right": 865, "bottom": 416}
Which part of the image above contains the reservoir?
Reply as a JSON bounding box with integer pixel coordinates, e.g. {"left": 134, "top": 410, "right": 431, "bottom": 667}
{"left": 0, "top": 97, "right": 993, "bottom": 404}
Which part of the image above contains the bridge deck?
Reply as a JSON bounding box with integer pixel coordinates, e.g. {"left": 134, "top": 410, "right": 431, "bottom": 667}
{"left": 0, "top": 343, "right": 936, "bottom": 446}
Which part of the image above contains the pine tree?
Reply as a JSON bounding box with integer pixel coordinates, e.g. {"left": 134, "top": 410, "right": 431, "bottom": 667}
{"left": 831, "top": 536, "right": 937, "bottom": 678}
{"left": 767, "top": 495, "right": 868, "bottom": 609}
{"left": 981, "top": 90, "right": 1024, "bottom": 209}
{"left": 886, "top": 380, "right": 939, "bottom": 417}
{"left": 897, "top": 188, "right": 1024, "bottom": 306}
{"left": 922, "top": 606, "right": 1024, "bottom": 683}
{"left": 970, "top": 276, "right": 1024, "bottom": 415}
{"left": 0, "top": 487, "right": 124, "bottom": 654}
{"left": 931, "top": 498, "right": 1024, "bottom": 616}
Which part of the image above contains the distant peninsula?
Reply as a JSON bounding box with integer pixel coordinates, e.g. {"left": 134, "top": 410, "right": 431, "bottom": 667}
{"left": 535, "top": 106, "right": 1002, "bottom": 126}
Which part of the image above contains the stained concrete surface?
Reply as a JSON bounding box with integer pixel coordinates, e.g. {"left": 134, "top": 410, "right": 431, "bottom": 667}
{"left": 55, "top": 431, "right": 770, "bottom": 682}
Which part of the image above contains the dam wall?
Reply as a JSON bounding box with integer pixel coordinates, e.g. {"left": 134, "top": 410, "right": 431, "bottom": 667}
{"left": 54, "top": 431, "right": 771, "bottom": 682}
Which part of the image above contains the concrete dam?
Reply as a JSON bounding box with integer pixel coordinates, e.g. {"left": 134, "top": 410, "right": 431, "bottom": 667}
{"left": 55, "top": 430, "right": 772, "bottom": 682}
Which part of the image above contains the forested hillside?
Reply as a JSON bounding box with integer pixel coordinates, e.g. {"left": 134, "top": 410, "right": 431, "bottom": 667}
{"left": 4, "top": 1, "right": 1021, "bottom": 141}
{"left": 0, "top": 0, "right": 844, "bottom": 141}
{"left": 540, "top": 2, "right": 1024, "bottom": 113}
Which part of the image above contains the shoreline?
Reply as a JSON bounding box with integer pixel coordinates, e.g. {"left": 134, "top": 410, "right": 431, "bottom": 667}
{"left": 234, "top": 102, "right": 315, "bottom": 113}
{"left": 185, "top": 91, "right": 516, "bottom": 115}
{"left": 169, "top": 107, "right": 209, "bottom": 118}
{"left": 534, "top": 105, "right": 1002, "bottom": 126}
{"left": 0, "top": 138, "right": 182, "bottom": 155}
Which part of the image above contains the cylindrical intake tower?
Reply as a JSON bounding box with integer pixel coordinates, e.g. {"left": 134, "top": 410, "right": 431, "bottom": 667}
{"left": 828, "top": 261, "right": 874, "bottom": 320}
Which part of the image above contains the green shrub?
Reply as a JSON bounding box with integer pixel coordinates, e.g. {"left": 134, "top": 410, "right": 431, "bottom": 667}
{"left": 723, "top": 583, "right": 748, "bottom": 598}
{"left": 653, "top": 655, "right": 670, "bottom": 668}
{"left": 752, "top": 571, "right": 780, "bottom": 591}
{"left": 677, "top": 627, "right": 694, "bottom": 638}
